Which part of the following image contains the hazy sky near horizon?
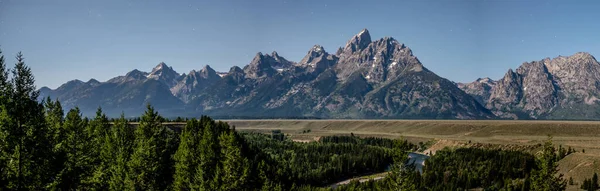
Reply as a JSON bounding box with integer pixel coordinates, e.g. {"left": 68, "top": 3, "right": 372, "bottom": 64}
{"left": 1, "top": 0, "right": 600, "bottom": 89}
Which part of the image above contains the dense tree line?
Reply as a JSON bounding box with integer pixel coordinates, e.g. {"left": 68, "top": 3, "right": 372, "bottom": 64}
{"left": 582, "top": 173, "right": 599, "bottom": 191}
{"left": 241, "top": 132, "right": 398, "bottom": 188}
{"left": 331, "top": 138, "right": 567, "bottom": 191}
{"left": 319, "top": 135, "right": 416, "bottom": 150}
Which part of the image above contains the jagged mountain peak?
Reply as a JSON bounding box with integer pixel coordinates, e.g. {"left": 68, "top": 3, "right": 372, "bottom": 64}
{"left": 336, "top": 47, "right": 343, "bottom": 55}
{"left": 357, "top": 28, "right": 371, "bottom": 40}
{"left": 271, "top": 51, "right": 281, "bottom": 58}
{"left": 202, "top": 64, "right": 215, "bottom": 72}
{"left": 86, "top": 78, "right": 101, "bottom": 86}
{"left": 556, "top": 52, "right": 595, "bottom": 59}
{"left": 253, "top": 52, "right": 264, "bottom": 59}
{"left": 152, "top": 62, "right": 169, "bottom": 71}
{"left": 245, "top": 51, "right": 294, "bottom": 77}
{"left": 146, "top": 62, "right": 182, "bottom": 88}
{"left": 335, "top": 29, "right": 424, "bottom": 82}
{"left": 198, "top": 65, "right": 219, "bottom": 79}
{"left": 149, "top": 62, "right": 177, "bottom": 75}
{"left": 344, "top": 28, "right": 372, "bottom": 53}
{"left": 229, "top": 66, "right": 244, "bottom": 73}
{"left": 476, "top": 77, "right": 494, "bottom": 83}
{"left": 573, "top": 51, "right": 594, "bottom": 57}
{"left": 59, "top": 79, "right": 84, "bottom": 88}
{"left": 125, "top": 69, "right": 148, "bottom": 78}
{"left": 311, "top": 45, "right": 325, "bottom": 53}
{"left": 245, "top": 53, "right": 277, "bottom": 78}
{"left": 53, "top": 79, "right": 85, "bottom": 93}
{"left": 87, "top": 78, "right": 100, "bottom": 83}
{"left": 299, "top": 45, "right": 329, "bottom": 65}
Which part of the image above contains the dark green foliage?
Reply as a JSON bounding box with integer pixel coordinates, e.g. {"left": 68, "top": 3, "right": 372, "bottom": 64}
{"left": 319, "top": 135, "right": 416, "bottom": 150}
{"left": 581, "top": 173, "right": 599, "bottom": 190}
{"left": 48, "top": 107, "right": 93, "bottom": 190}
{"left": 335, "top": 147, "right": 544, "bottom": 191}
{"left": 216, "top": 131, "right": 250, "bottom": 190}
{"left": 195, "top": 120, "right": 220, "bottom": 190}
{"left": 126, "top": 104, "right": 178, "bottom": 190}
{"left": 173, "top": 118, "right": 203, "bottom": 190}
{"left": 530, "top": 138, "right": 567, "bottom": 191}
{"left": 105, "top": 114, "right": 135, "bottom": 190}
{"left": 86, "top": 108, "right": 119, "bottom": 189}
{"left": 422, "top": 147, "right": 536, "bottom": 190}
{"left": 242, "top": 133, "right": 395, "bottom": 188}
{"left": 0, "top": 51, "right": 53, "bottom": 190}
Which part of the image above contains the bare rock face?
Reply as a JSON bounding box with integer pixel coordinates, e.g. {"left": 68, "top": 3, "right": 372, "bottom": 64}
{"left": 171, "top": 65, "right": 221, "bottom": 103}
{"left": 146, "top": 62, "right": 184, "bottom": 88}
{"left": 336, "top": 30, "right": 422, "bottom": 84}
{"left": 457, "top": 77, "right": 496, "bottom": 106}
{"left": 243, "top": 52, "right": 295, "bottom": 79}
{"left": 297, "top": 45, "right": 337, "bottom": 74}
{"left": 464, "top": 52, "right": 600, "bottom": 119}
{"left": 344, "top": 28, "right": 372, "bottom": 53}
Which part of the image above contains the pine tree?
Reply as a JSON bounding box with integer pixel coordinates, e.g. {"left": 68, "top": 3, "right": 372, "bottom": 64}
{"left": 126, "top": 104, "right": 176, "bottom": 190}
{"left": 85, "top": 107, "right": 112, "bottom": 189}
{"left": 194, "top": 121, "right": 220, "bottom": 190}
{"left": 530, "top": 137, "right": 567, "bottom": 191}
{"left": 0, "top": 48, "right": 9, "bottom": 101}
{"left": 216, "top": 131, "right": 250, "bottom": 190}
{"left": 107, "top": 113, "right": 135, "bottom": 190}
{"left": 593, "top": 173, "right": 599, "bottom": 190}
{"left": 44, "top": 97, "right": 64, "bottom": 145}
{"left": 0, "top": 47, "right": 9, "bottom": 189}
{"left": 0, "top": 52, "right": 53, "bottom": 189}
{"left": 48, "top": 107, "right": 94, "bottom": 190}
{"left": 42, "top": 97, "right": 66, "bottom": 189}
{"left": 173, "top": 118, "right": 203, "bottom": 190}
{"left": 388, "top": 140, "right": 419, "bottom": 190}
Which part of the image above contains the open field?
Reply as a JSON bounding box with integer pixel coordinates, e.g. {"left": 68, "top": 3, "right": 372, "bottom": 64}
{"left": 224, "top": 119, "right": 600, "bottom": 190}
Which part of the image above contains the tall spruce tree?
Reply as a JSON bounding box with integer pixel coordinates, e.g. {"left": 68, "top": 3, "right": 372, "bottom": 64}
{"left": 216, "top": 131, "right": 250, "bottom": 190}
{"left": 44, "top": 97, "right": 64, "bottom": 145}
{"left": 387, "top": 139, "right": 420, "bottom": 190}
{"left": 42, "top": 97, "right": 65, "bottom": 189}
{"left": 0, "top": 48, "right": 8, "bottom": 101}
{"left": 126, "top": 104, "right": 176, "bottom": 190}
{"left": 48, "top": 107, "right": 94, "bottom": 190}
{"left": 107, "top": 113, "right": 135, "bottom": 190}
{"left": 194, "top": 121, "right": 220, "bottom": 190}
{"left": 0, "top": 52, "right": 52, "bottom": 190}
{"left": 173, "top": 118, "right": 204, "bottom": 190}
{"left": 0, "top": 47, "right": 9, "bottom": 189}
{"left": 530, "top": 137, "right": 567, "bottom": 190}
{"left": 85, "top": 107, "right": 112, "bottom": 189}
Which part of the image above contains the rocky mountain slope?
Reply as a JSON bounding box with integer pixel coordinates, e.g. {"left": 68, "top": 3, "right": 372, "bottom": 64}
{"left": 456, "top": 78, "right": 496, "bottom": 106}
{"left": 41, "top": 29, "right": 493, "bottom": 119}
{"left": 460, "top": 52, "right": 600, "bottom": 119}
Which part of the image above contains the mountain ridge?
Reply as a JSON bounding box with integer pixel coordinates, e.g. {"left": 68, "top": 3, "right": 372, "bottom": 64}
{"left": 39, "top": 29, "right": 507, "bottom": 119}
{"left": 460, "top": 52, "right": 600, "bottom": 119}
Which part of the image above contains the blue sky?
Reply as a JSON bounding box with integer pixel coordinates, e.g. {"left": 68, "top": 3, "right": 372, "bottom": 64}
{"left": 1, "top": 0, "right": 599, "bottom": 89}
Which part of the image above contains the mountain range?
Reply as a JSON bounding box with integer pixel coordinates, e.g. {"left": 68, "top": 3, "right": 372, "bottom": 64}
{"left": 458, "top": 52, "right": 600, "bottom": 119}
{"left": 40, "top": 29, "right": 600, "bottom": 119}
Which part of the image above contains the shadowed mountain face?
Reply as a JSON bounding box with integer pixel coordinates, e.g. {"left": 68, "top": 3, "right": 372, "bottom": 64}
{"left": 41, "top": 29, "right": 493, "bottom": 119}
{"left": 460, "top": 52, "right": 600, "bottom": 119}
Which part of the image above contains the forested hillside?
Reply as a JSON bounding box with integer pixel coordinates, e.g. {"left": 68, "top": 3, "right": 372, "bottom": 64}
{"left": 0, "top": 51, "right": 571, "bottom": 190}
